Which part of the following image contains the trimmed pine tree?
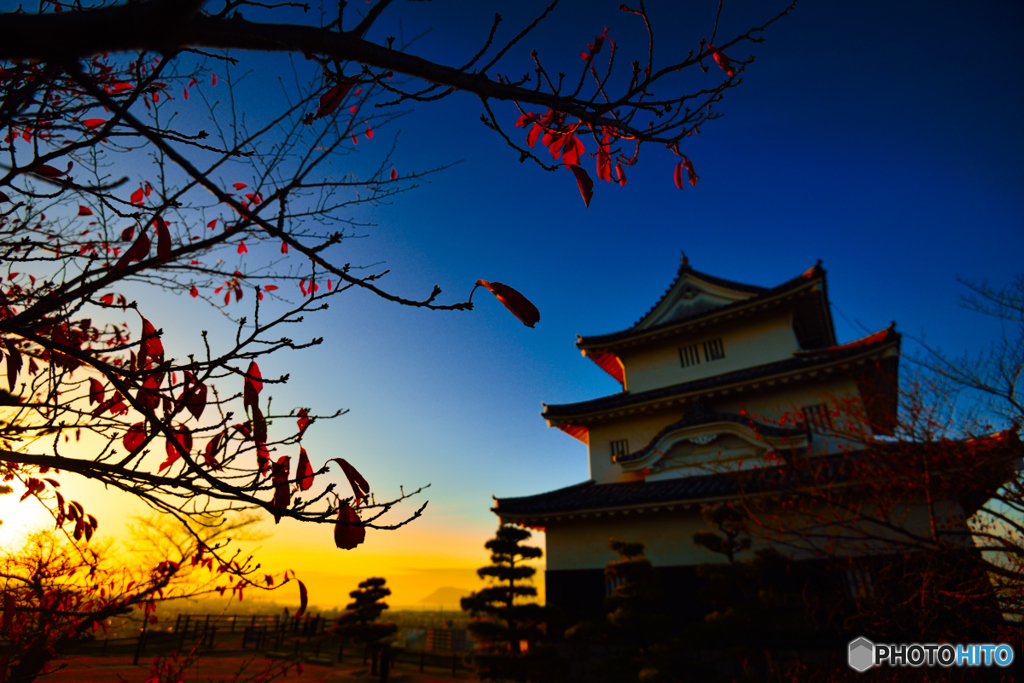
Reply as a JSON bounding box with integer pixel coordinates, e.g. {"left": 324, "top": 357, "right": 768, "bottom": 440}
{"left": 335, "top": 577, "right": 397, "bottom": 676}
{"left": 461, "top": 525, "right": 566, "bottom": 682}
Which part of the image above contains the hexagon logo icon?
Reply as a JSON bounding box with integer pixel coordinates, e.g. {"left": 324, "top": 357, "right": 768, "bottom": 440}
{"left": 848, "top": 637, "right": 875, "bottom": 672}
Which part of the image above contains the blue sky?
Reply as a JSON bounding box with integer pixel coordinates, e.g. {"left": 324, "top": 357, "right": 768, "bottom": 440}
{"left": 6, "top": 0, "right": 1021, "bottom": 608}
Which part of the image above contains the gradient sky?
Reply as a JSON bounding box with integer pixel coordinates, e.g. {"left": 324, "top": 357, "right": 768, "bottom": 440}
{"left": 4, "top": 0, "right": 1023, "bottom": 610}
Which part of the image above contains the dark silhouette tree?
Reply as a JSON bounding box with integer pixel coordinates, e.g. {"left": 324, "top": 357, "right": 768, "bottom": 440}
{"left": 461, "top": 525, "right": 564, "bottom": 682}
{"left": 335, "top": 577, "right": 397, "bottom": 678}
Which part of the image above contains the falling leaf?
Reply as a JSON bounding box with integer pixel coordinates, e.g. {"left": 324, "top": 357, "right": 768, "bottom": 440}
{"left": 568, "top": 164, "right": 594, "bottom": 208}
{"left": 297, "top": 448, "right": 314, "bottom": 491}
{"left": 329, "top": 458, "right": 370, "bottom": 507}
{"left": 78, "top": 205, "right": 93, "bottom": 216}
{"left": 475, "top": 280, "right": 541, "bottom": 328}
{"left": 334, "top": 501, "right": 365, "bottom": 550}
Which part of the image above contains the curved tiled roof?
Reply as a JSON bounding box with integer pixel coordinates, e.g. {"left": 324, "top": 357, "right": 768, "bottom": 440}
{"left": 544, "top": 326, "right": 900, "bottom": 422}
{"left": 577, "top": 259, "right": 827, "bottom": 350}
{"left": 614, "top": 403, "right": 808, "bottom": 464}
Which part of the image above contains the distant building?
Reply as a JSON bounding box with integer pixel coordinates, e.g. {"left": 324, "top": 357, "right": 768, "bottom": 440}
{"left": 426, "top": 627, "right": 468, "bottom": 652}
{"left": 492, "top": 254, "right": 1012, "bottom": 631}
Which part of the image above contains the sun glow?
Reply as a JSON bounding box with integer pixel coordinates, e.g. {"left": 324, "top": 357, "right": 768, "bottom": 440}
{"left": 0, "top": 479, "right": 54, "bottom": 548}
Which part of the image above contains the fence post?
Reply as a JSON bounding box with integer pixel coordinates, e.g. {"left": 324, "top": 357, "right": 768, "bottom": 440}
{"left": 132, "top": 618, "right": 149, "bottom": 666}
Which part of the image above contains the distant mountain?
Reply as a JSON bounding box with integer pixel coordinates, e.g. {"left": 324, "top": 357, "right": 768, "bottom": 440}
{"left": 418, "top": 586, "right": 472, "bottom": 606}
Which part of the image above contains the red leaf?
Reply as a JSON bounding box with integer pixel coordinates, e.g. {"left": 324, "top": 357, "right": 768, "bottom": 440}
{"left": 296, "top": 580, "right": 309, "bottom": 618}
{"left": 233, "top": 182, "right": 247, "bottom": 190}
{"left": 203, "top": 431, "right": 224, "bottom": 470}
{"left": 3, "top": 339, "right": 21, "bottom": 392}
{"left": 78, "top": 205, "right": 93, "bottom": 216}
{"left": 113, "top": 230, "right": 150, "bottom": 270}
{"left": 130, "top": 187, "right": 144, "bottom": 205}
{"left": 83, "top": 118, "right": 106, "bottom": 129}
{"left": 681, "top": 155, "right": 699, "bottom": 186}
{"left": 334, "top": 501, "right": 365, "bottom": 550}
{"left": 207, "top": 219, "right": 217, "bottom": 229}
{"left": 615, "top": 164, "right": 627, "bottom": 187}
{"left": 475, "top": 280, "right": 541, "bottom": 328}
{"left": 184, "top": 380, "right": 207, "bottom": 420}
{"left": 140, "top": 317, "right": 164, "bottom": 366}
{"left": 390, "top": 168, "right": 398, "bottom": 181}
{"left": 123, "top": 422, "right": 146, "bottom": 452}
{"left": 708, "top": 45, "right": 737, "bottom": 77}
{"left": 297, "top": 448, "right": 314, "bottom": 491}
{"left": 365, "top": 126, "right": 374, "bottom": 139}
{"left": 243, "top": 361, "right": 262, "bottom": 415}
{"left": 568, "top": 164, "right": 594, "bottom": 208}
{"left": 190, "top": 285, "right": 199, "bottom": 298}
{"left": 674, "top": 162, "right": 684, "bottom": 190}
{"left": 160, "top": 425, "right": 193, "bottom": 472}
{"left": 99, "top": 293, "right": 115, "bottom": 305}
{"left": 89, "top": 378, "right": 105, "bottom": 405}
{"left": 264, "top": 285, "right": 278, "bottom": 291}
{"left": 31, "top": 162, "right": 71, "bottom": 178}
{"left": 237, "top": 241, "right": 247, "bottom": 254}
{"left": 296, "top": 407, "right": 310, "bottom": 437}
{"left": 280, "top": 241, "right": 288, "bottom": 254}
{"left": 154, "top": 216, "right": 171, "bottom": 262}
{"left": 272, "top": 456, "right": 291, "bottom": 523}
{"left": 329, "top": 458, "right": 370, "bottom": 507}
{"left": 120, "top": 225, "right": 135, "bottom": 241}
{"left": 314, "top": 79, "right": 355, "bottom": 119}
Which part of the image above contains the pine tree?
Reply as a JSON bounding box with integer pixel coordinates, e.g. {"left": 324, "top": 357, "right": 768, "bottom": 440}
{"left": 335, "top": 577, "right": 398, "bottom": 676}
{"left": 461, "top": 525, "right": 565, "bottom": 682}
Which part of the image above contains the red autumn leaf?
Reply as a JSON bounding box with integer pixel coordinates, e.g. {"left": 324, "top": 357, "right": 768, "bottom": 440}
{"left": 243, "top": 361, "right": 262, "bottom": 415}
{"left": 280, "top": 241, "right": 288, "bottom": 254}
{"left": 184, "top": 380, "right": 207, "bottom": 421}
{"left": 154, "top": 216, "right": 171, "bottom": 262}
{"left": 190, "top": 285, "right": 199, "bottom": 298}
{"left": 207, "top": 219, "right": 217, "bottom": 229}
{"left": 78, "top": 205, "right": 93, "bottom": 216}
{"left": 297, "top": 448, "right": 314, "bottom": 491}
{"left": 130, "top": 187, "right": 144, "bottom": 204}
{"left": 271, "top": 455, "right": 291, "bottom": 523}
{"left": 83, "top": 118, "right": 106, "bottom": 129}
{"left": 674, "top": 162, "right": 684, "bottom": 190}
{"left": 252, "top": 404, "right": 267, "bottom": 445}
{"left": 365, "top": 126, "right": 374, "bottom": 139}
{"left": 31, "top": 162, "right": 72, "bottom": 178}
{"left": 264, "top": 285, "right": 278, "bottom": 291}
{"left": 296, "top": 407, "right": 311, "bottom": 437}
{"left": 475, "top": 280, "right": 541, "bottom": 328}
{"left": 120, "top": 225, "right": 135, "bottom": 241}
{"left": 295, "top": 579, "right": 309, "bottom": 618}
{"left": 140, "top": 317, "right": 164, "bottom": 365}
{"left": 89, "top": 378, "right": 105, "bottom": 405}
{"left": 99, "top": 293, "right": 114, "bottom": 305}
{"left": 211, "top": 73, "right": 218, "bottom": 86}
{"left": 233, "top": 182, "right": 247, "bottom": 190}
{"left": 390, "top": 168, "right": 398, "bottom": 181}
{"left": 203, "top": 431, "right": 225, "bottom": 470}
{"left": 615, "top": 164, "right": 627, "bottom": 187}
{"left": 123, "top": 422, "right": 146, "bottom": 452}
{"left": 334, "top": 501, "right": 365, "bottom": 550}
{"left": 681, "top": 155, "right": 699, "bottom": 186}
{"left": 237, "top": 241, "right": 247, "bottom": 254}
{"left": 561, "top": 135, "right": 584, "bottom": 166}
{"left": 113, "top": 230, "right": 150, "bottom": 270}
{"left": 314, "top": 80, "right": 354, "bottom": 120}
{"left": 708, "top": 45, "right": 737, "bottom": 77}
{"left": 568, "top": 164, "right": 594, "bottom": 208}
{"left": 160, "top": 425, "right": 193, "bottom": 472}
{"left": 329, "top": 458, "right": 370, "bottom": 507}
